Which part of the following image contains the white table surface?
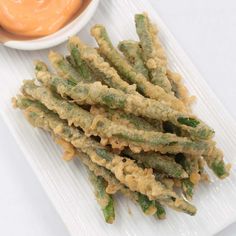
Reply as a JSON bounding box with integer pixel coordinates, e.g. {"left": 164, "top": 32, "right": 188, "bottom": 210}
{"left": 0, "top": 0, "right": 235, "bottom": 235}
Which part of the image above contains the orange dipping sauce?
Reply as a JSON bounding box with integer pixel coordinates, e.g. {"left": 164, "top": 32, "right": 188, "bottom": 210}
{"left": 0, "top": 0, "right": 82, "bottom": 37}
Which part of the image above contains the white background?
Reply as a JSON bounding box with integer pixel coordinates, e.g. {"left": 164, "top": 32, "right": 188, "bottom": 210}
{"left": 0, "top": 0, "right": 235, "bottom": 235}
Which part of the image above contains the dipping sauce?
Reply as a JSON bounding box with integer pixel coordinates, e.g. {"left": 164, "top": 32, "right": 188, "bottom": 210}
{"left": 0, "top": 0, "right": 83, "bottom": 37}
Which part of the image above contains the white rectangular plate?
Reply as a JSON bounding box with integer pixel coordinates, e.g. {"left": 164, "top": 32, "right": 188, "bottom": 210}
{"left": 1, "top": 1, "right": 236, "bottom": 235}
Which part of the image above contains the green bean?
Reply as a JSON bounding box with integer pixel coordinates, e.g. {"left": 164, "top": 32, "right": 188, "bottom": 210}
{"left": 123, "top": 149, "right": 188, "bottom": 179}
{"left": 155, "top": 201, "right": 166, "bottom": 220}
{"left": 203, "top": 147, "right": 230, "bottom": 179}
{"left": 67, "top": 42, "right": 96, "bottom": 83}
{"left": 137, "top": 194, "right": 156, "bottom": 215}
{"left": 90, "top": 105, "right": 157, "bottom": 132}
{"left": 48, "top": 51, "right": 82, "bottom": 83}
{"left": 167, "top": 69, "right": 193, "bottom": 107}
{"left": 77, "top": 149, "right": 161, "bottom": 216}
{"left": 182, "top": 179, "right": 194, "bottom": 200}
{"left": 91, "top": 25, "right": 186, "bottom": 112}
{"left": 118, "top": 40, "right": 149, "bottom": 78}
{"left": 160, "top": 197, "right": 196, "bottom": 216}
{"left": 175, "top": 154, "right": 200, "bottom": 200}
{"left": 135, "top": 13, "right": 172, "bottom": 93}
{"left": 88, "top": 169, "right": 115, "bottom": 223}
{"left": 65, "top": 55, "right": 77, "bottom": 68}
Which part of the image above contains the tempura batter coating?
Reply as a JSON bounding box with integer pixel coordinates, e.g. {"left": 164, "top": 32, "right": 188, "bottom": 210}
{"left": 78, "top": 151, "right": 160, "bottom": 216}
{"left": 90, "top": 105, "right": 157, "bottom": 131}
{"left": 48, "top": 51, "right": 85, "bottom": 83}
{"left": 135, "top": 13, "right": 172, "bottom": 93}
{"left": 167, "top": 69, "right": 194, "bottom": 108}
{"left": 67, "top": 43, "right": 95, "bottom": 82}
{"left": 118, "top": 40, "right": 149, "bottom": 78}
{"left": 203, "top": 147, "right": 231, "bottom": 179}
{"left": 88, "top": 169, "right": 115, "bottom": 223}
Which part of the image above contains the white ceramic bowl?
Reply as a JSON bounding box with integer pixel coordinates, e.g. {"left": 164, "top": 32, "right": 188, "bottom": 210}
{"left": 3, "top": 0, "right": 100, "bottom": 51}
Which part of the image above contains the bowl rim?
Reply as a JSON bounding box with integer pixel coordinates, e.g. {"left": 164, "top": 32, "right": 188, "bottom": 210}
{"left": 3, "top": 0, "right": 100, "bottom": 51}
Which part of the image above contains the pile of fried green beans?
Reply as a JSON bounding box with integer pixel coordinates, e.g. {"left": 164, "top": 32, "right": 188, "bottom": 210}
{"left": 13, "top": 13, "right": 230, "bottom": 224}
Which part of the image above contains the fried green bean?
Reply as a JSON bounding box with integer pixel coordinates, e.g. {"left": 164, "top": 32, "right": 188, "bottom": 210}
{"left": 118, "top": 40, "right": 149, "bottom": 78}
{"left": 175, "top": 154, "right": 201, "bottom": 200}
{"left": 67, "top": 43, "right": 96, "bottom": 82}
{"left": 167, "top": 69, "right": 193, "bottom": 107}
{"left": 161, "top": 197, "right": 195, "bottom": 216}
{"left": 68, "top": 37, "right": 137, "bottom": 94}
{"left": 171, "top": 117, "right": 230, "bottom": 179}
{"left": 182, "top": 179, "right": 194, "bottom": 200}
{"left": 137, "top": 194, "right": 157, "bottom": 216}
{"left": 203, "top": 147, "right": 231, "bottom": 179}
{"left": 65, "top": 55, "right": 77, "bottom": 68}
{"left": 22, "top": 80, "right": 211, "bottom": 155}
{"left": 36, "top": 67, "right": 214, "bottom": 140}
{"left": 90, "top": 105, "right": 157, "bottom": 132}
{"left": 14, "top": 97, "right": 197, "bottom": 215}
{"left": 123, "top": 149, "right": 188, "bottom": 179}
{"left": 77, "top": 149, "right": 159, "bottom": 216}
{"left": 88, "top": 169, "right": 115, "bottom": 223}
{"left": 91, "top": 25, "right": 186, "bottom": 112}
{"left": 135, "top": 13, "right": 172, "bottom": 93}
{"left": 155, "top": 201, "right": 166, "bottom": 219}
{"left": 134, "top": 13, "right": 192, "bottom": 107}
{"left": 48, "top": 51, "right": 85, "bottom": 83}
{"left": 51, "top": 137, "right": 167, "bottom": 218}
{"left": 65, "top": 56, "right": 93, "bottom": 83}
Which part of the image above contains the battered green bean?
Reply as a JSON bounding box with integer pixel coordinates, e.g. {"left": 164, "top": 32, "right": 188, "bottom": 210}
{"left": 88, "top": 169, "right": 115, "bottom": 223}
{"left": 182, "top": 179, "right": 194, "bottom": 200}
{"left": 77, "top": 150, "right": 159, "bottom": 216}
{"left": 48, "top": 51, "right": 83, "bottom": 83}
{"left": 118, "top": 40, "right": 149, "bottom": 78}
{"left": 123, "top": 149, "right": 188, "bottom": 179}
{"left": 167, "top": 69, "right": 193, "bottom": 107}
{"left": 135, "top": 13, "right": 172, "bottom": 93}
{"left": 155, "top": 201, "right": 166, "bottom": 219}
{"left": 203, "top": 147, "right": 230, "bottom": 179}
{"left": 90, "top": 105, "right": 157, "bottom": 132}
{"left": 65, "top": 55, "right": 77, "bottom": 68}
{"left": 91, "top": 25, "right": 186, "bottom": 112}
{"left": 54, "top": 138, "right": 167, "bottom": 218}
{"left": 175, "top": 154, "right": 200, "bottom": 200}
